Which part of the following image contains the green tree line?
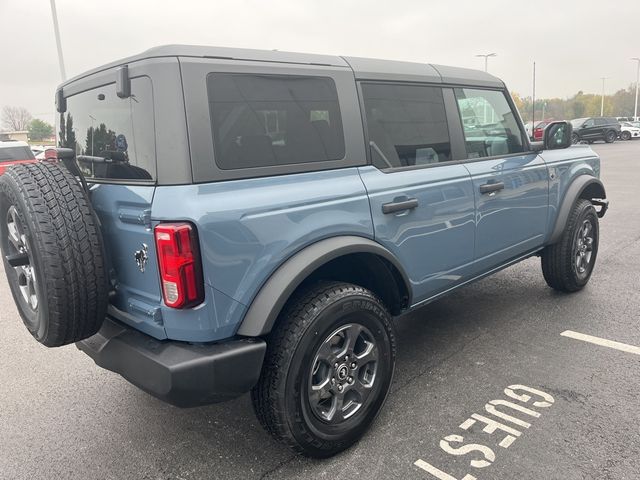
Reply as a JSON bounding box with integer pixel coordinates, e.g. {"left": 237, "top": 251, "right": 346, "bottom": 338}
{"left": 512, "top": 85, "right": 638, "bottom": 123}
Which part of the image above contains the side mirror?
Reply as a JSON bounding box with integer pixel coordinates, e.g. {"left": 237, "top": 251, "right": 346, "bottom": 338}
{"left": 543, "top": 121, "right": 573, "bottom": 150}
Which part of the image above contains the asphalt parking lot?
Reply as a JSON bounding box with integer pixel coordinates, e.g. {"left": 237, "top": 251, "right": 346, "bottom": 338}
{"left": 1, "top": 140, "right": 639, "bottom": 480}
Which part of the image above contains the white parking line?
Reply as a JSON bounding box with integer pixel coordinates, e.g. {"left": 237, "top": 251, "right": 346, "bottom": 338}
{"left": 561, "top": 330, "right": 640, "bottom": 356}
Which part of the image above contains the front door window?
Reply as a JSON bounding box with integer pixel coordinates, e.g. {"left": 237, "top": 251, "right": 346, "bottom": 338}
{"left": 454, "top": 88, "right": 525, "bottom": 158}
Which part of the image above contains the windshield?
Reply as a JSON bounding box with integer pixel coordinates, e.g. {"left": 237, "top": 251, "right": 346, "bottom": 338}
{"left": 0, "top": 146, "right": 35, "bottom": 162}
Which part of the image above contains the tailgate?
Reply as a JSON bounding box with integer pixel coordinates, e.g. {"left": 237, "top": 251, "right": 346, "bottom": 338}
{"left": 90, "top": 183, "right": 165, "bottom": 339}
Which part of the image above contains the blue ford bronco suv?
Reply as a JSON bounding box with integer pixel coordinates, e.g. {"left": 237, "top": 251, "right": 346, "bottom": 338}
{"left": 0, "top": 45, "right": 608, "bottom": 457}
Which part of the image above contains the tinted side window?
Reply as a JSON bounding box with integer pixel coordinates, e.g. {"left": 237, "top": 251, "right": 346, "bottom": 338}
{"left": 207, "top": 74, "right": 345, "bottom": 170}
{"left": 454, "top": 88, "right": 525, "bottom": 158}
{"left": 361, "top": 83, "right": 451, "bottom": 169}
{"left": 58, "top": 77, "right": 155, "bottom": 182}
{"left": 595, "top": 118, "right": 608, "bottom": 126}
{"left": 583, "top": 119, "right": 595, "bottom": 128}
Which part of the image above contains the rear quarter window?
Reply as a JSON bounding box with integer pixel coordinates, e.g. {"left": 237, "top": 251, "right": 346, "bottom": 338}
{"left": 57, "top": 76, "right": 156, "bottom": 182}
{"left": 207, "top": 73, "right": 346, "bottom": 170}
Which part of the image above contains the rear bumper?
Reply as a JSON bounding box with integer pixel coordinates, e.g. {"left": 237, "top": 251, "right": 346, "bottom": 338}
{"left": 77, "top": 317, "right": 266, "bottom": 407}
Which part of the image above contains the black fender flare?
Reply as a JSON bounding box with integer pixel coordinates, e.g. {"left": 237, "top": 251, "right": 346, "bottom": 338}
{"left": 236, "top": 236, "right": 411, "bottom": 337}
{"left": 548, "top": 176, "right": 606, "bottom": 244}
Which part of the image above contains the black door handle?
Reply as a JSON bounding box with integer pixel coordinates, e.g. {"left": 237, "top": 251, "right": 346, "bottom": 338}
{"left": 479, "top": 181, "right": 505, "bottom": 194}
{"left": 382, "top": 198, "right": 419, "bottom": 214}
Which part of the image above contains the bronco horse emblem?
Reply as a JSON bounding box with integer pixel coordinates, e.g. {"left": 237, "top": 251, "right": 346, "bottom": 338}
{"left": 134, "top": 243, "right": 149, "bottom": 273}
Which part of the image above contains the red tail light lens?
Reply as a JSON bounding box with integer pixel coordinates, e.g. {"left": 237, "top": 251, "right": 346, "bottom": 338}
{"left": 44, "top": 148, "right": 58, "bottom": 161}
{"left": 154, "top": 222, "right": 204, "bottom": 309}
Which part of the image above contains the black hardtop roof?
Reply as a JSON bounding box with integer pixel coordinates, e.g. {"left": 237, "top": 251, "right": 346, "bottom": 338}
{"left": 59, "top": 44, "right": 504, "bottom": 90}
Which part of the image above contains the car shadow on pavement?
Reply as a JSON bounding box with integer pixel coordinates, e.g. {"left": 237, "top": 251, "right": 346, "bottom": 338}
{"left": 103, "top": 259, "right": 577, "bottom": 479}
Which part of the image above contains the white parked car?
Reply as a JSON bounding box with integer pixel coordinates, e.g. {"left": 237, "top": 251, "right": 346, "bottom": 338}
{"left": 619, "top": 122, "right": 640, "bottom": 140}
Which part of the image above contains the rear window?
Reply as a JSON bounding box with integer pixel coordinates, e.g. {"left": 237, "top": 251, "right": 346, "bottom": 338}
{"left": 0, "top": 146, "right": 35, "bottom": 162}
{"left": 57, "top": 77, "right": 156, "bottom": 182}
{"left": 207, "top": 74, "right": 345, "bottom": 170}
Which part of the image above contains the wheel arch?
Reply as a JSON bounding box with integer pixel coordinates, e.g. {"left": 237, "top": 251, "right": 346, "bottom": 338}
{"left": 548, "top": 176, "right": 606, "bottom": 244}
{"left": 236, "top": 236, "right": 411, "bottom": 337}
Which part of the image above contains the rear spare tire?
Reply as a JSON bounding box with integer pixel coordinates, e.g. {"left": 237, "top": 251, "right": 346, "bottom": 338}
{"left": 0, "top": 163, "right": 108, "bottom": 347}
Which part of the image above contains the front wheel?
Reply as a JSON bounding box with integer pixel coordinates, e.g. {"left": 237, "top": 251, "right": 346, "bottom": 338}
{"left": 621, "top": 131, "right": 631, "bottom": 141}
{"left": 571, "top": 133, "right": 580, "bottom": 144}
{"left": 541, "top": 199, "right": 599, "bottom": 292}
{"left": 251, "top": 282, "right": 396, "bottom": 458}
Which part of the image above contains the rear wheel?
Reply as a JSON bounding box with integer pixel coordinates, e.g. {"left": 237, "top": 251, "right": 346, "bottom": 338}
{"left": 541, "top": 199, "right": 599, "bottom": 292}
{"left": 604, "top": 130, "right": 617, "bottom": 143}
{"left": 251, "top": 281, "right": 396, "bottom": 458}
{"left": 0, "top": 163, "right": 108, "bottom": 347}
{"left": 621, "top": 131, "right": 631, "bottom": 141}
{"left": 571, "top": 133, "right": 580, "bottom": 144}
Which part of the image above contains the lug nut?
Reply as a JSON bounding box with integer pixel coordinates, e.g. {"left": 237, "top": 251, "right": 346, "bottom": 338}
{"left": 348, "top": 377, "right": 354, "bottom": 384}
{"left": 338, "top": 384, "right": 343, "bottom": 392}
{"left": 331, "top": 378, "right": 336, "bottom": 384}
{"left": 350, "top": 362, "right": 357, "bottom": 369}
{"left": 334, "top": 362, "right": 339, "bottom": 368}
{"left": 344, "top": 355, "right": 349, "bottom": 361}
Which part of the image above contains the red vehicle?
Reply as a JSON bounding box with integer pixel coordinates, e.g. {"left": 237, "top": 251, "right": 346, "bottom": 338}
{"left": 532, "top": 120, "right": 554, "bottom": 141}
{"left": 0, "top": 141, "right": 38, "bottom": 174}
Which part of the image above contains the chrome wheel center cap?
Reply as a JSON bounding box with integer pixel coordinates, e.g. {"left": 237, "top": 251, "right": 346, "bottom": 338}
{"left": 336, "top": 364, "right": 349, "bottom": 381}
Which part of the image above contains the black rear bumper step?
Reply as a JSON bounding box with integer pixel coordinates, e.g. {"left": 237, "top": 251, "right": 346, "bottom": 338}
{"left": 77, "top": 317, "right": 266, "bottom": 407}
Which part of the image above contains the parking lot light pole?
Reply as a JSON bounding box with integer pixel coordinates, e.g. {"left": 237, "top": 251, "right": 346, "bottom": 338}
{"left": 476, "top": 52, "right": 497, "bottom": 73}
{"left": 476, "top": 53, "right": 496, "bottom": 123}
{"left": 632, "top": 58, "right": 640, "bottom": 120}
{"left": 49, "top": 0, "right": 66, "bottom": 81}
{"left": 600, "top": 77, "right": 608, "bottom": 117}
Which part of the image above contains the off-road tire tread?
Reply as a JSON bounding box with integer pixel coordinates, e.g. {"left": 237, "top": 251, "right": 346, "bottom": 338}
{"left": 541, "top": 199, "right": 597, "bottom": 293}
{"left": 251, "top": 281, "right": 395, "bottom": 457}
{"left": 0, "top": 163, "right": 108, "bottom": 346}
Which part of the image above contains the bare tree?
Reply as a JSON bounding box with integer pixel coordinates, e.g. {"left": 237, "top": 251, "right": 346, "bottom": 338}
{"left": 2, "top": 106, "right": 33, "bottom": 131}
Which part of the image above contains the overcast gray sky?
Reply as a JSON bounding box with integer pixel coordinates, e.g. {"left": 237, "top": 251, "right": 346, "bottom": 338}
{"left": 2, "top": 0, "right": 639, "bottom": 124}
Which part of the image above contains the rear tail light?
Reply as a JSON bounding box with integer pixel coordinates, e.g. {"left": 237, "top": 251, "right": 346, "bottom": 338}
{"left": 154, "top": 222, "right": 204, "bottom": 309}
{"left": 44, "top": 148, "right": 58, "bottom": 161}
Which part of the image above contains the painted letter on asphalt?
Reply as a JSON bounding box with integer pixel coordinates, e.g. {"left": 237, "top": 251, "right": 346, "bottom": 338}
{"left": 439, "top": 434, "right": 496, "bottom": 469}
